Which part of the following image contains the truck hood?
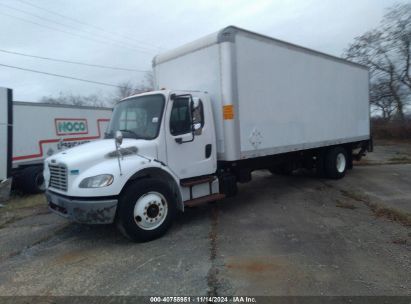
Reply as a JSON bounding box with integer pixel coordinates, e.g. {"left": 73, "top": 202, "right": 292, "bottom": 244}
{"left": 46, "top": 139, "right": 158, "bottom": 167}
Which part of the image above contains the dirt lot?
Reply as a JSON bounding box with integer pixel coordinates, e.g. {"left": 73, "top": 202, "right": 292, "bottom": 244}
{"left": 0, "top": 142, "right": 410, "bottom": 296}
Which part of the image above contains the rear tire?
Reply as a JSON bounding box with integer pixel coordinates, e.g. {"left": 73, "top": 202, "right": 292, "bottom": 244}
{"left": 324, "top": 147, "right": 348, "bottom": 179}
{"left": 116, "top": 178, "right": 176, "bottom": 242}
{"left": 20, "top": 166, "right": 45, "bottom": 194}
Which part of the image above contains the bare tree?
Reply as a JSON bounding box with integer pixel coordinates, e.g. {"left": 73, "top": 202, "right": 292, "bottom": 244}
{"left": 40, "top": 92, "right": 107, "bottom": 107}
{"left": 344, "top": 3, "right": 411, "bottom": 121}
{"left": 41, "top": 71, "right": 155, "bottom": 107}
{"left": 142, "top": 71, "right": 155, "bottom": 91}
{"left": 110, "top": 71, "right": 155, "bottom": 105}
{"left": 114, "top": 81, "right": 136, "bottom": 100}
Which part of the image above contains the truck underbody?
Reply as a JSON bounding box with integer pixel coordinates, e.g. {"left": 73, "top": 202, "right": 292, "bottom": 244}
{"left": 219, "top": 139, "right": 372, "bottom": 183}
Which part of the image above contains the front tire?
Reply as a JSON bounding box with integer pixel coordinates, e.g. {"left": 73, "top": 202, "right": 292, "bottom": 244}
{"left": 116, "top": 179, "right": 176, "bottom": 242}
{"left": 324, "top": 147, "right": 348, "bottom": 179}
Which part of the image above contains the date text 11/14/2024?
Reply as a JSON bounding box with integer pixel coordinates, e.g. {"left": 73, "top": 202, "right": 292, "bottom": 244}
{"left": 149, "top": 296, "right": 257, "bottom": 303}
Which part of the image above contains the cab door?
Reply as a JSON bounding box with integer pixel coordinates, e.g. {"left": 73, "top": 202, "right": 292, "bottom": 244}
{"left": 165, "top": 93, "right": 216, "bottom": 179}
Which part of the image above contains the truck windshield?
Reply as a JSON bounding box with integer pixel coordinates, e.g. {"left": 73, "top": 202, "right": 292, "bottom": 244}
{"left": 106, "top": 94, "right": 165, "bottom": 140}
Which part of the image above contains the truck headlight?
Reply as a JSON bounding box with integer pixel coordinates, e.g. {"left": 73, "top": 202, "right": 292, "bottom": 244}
{"left": 79, "top": 174, "right": 114, "bottom": 188}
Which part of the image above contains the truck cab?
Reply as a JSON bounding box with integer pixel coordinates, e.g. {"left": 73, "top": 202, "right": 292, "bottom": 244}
{"left": 45, "top": 90, "right": 223, "bottom": 242}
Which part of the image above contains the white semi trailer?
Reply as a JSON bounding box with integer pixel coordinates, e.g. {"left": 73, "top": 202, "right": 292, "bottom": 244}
{"left": 0, "top": 87, "right": 111, "bottom": 198}
{"left": 44, "top": 26, "right": 372, "bottom": 242}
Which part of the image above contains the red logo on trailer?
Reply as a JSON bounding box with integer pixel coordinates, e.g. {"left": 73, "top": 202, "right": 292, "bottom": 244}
{"left": 55, "top": 118, "right": 89, "bottom": 136}
{"left": 12, "top": 118, "right": 110, "bottom": 162}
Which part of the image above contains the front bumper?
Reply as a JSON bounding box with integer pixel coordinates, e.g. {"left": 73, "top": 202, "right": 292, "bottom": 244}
{"left": 46, "top": 190, "right": 118, "bottom": 224}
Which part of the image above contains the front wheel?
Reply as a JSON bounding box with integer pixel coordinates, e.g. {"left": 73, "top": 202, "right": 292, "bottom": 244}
{"left": 116, "top": 179, "right": 176, "bottom": 242}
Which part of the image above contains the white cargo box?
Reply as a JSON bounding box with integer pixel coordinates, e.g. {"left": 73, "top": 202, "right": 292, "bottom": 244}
{"left": 153, "top": 26, "right": 370, "bottom": 161}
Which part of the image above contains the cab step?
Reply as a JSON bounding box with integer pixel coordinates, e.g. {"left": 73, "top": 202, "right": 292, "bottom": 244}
{"left": 184, "top": 193, "right": 226, "bottom": 207}
{"left": 180, "top": 175, "right": 216, "bottom": 187}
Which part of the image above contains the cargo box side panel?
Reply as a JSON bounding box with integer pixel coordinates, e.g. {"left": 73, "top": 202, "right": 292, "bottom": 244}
{"left": 12, "top": 104, "right": 111, "bottom": 166}
{"left": 235, "top": 33, "right": 370, "bottom": 158}
{"left": 154, "top": 44, "right": 226, "bottom": 156}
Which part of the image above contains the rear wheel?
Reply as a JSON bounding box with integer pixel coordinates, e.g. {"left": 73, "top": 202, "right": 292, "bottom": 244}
{"left": 116, "top": 179, "right": 176, "bottom": 242}
{"left": 324, "top": 147, "right": 348, "bottom": 179}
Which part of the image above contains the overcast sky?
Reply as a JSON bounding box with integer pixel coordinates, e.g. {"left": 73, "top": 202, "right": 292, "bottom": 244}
{"left": 0, "top": 0, "right": 402, "bottom": 102}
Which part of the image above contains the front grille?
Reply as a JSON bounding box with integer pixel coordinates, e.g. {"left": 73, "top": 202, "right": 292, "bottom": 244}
{"left": 48, "top": 164, "right": 68, "bottom": 191}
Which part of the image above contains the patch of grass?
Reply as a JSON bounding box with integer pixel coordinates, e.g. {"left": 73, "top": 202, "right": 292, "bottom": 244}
{"left": 336, "top": 200, "right": 357, "bottom": 210}
{"left": 340, "top": 190, "right": 411, "bottom": 227}
{"left": 356, "top": 156, "right": 411, "bottom": 166}
{"left": 372, "top": 206, "right": 411, "bottom": 227}
{"left": 1, "top": 194, "right": 46, "bottom": 212}
{"left": 340, "top": 190, "right": 367, "bottom": 203}
{"left": 392, "top": 238, "right": 407, "bottom": 245}
{"left": 388, "top": 156, "right": 411, "bottom": 162}
{"left": 0, "top": 194, "right": 48, "bottom": 229}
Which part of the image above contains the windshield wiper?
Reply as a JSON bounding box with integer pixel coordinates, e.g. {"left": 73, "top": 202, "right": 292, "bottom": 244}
{"left": 119, "top": 129, "right": 140, "bottom": 138}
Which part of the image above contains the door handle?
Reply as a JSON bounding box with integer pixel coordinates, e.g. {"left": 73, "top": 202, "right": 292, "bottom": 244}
{"left": 205, "top": 144, "right": 212, "bottom": 158}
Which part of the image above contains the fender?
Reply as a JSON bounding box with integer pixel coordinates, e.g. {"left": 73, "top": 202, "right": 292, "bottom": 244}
{"left": 122, "top": 162, "right": 184, "bottom": 211}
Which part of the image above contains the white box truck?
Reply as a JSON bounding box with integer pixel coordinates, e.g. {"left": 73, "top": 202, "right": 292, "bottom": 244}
{"left": 44, "top": 26, "right": 372, "bottom": 242}
{"left": 0, "top": 87, "right": 111, "bottom": 199}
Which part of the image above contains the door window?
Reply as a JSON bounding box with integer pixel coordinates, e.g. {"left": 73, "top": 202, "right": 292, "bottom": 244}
{"left": 170, "top": 98, "right": 192, "bottom": 136}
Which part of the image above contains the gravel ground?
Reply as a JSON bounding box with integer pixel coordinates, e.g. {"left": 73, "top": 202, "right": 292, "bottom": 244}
{"left": 0, "top": 145, "right": 410, "bottom": 296}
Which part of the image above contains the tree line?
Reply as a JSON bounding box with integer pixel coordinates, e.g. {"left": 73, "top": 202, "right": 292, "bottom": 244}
{"left": 40, "top": 71, "right": 154, "bottom": 107}
{"left": 344, "top": 3, "right": 410, "bottom": 122}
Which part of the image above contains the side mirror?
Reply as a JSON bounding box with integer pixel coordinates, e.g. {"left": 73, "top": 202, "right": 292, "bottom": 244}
{"left": 193, "top": 123, "right": 201, "bottom": 131}
{"left": 115, "top": 130, "right": 123, "bottom": 147}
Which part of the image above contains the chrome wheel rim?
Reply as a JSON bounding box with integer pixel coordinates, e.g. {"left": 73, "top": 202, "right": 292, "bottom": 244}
{"left": 133, "top": 191, "right": 168, "bottom": 230}
{"left": 336, "top": 153, "right": 346, "bottom": 173}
